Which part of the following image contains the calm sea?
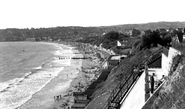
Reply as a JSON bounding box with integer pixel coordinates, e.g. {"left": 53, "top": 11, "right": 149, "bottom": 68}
{"left": 0, "top": 42, "right": 74, "bottom": 109}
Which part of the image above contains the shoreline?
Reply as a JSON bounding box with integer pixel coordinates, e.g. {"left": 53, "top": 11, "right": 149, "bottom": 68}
{"left": 0, "top": 42, "right": 73, "bottom": 109}
{"left": 0, "top": 41, "right": 109, "bottom": 109}
{"left": 16, "top": 42, "right": 75, "bottom": 109}
{"left": 13, "top": 41, "right": 109, "bottom": 109}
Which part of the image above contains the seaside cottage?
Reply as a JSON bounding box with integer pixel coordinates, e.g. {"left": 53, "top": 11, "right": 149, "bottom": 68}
{"left": 107, "top": 55, "right": 120, "bottom": 69}
{"left": 107, "top": 55, "right": 127, "bottom": 69}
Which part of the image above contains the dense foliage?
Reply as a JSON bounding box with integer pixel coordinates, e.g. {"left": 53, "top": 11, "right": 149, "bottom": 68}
{"left": 0, "top": 27, "right": 106, "bottom": 42}
{"left": 96, "top": 31, "right": 129, "bottom": 49}
{"left": 140, "top": 29, "right": 184, "bottom": 49}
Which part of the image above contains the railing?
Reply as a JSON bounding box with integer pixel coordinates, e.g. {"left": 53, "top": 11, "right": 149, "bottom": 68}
{"left": 102, "top": 47, "right": 163, "bottom": 109}
{"left": 101, "top": 62, "right": 135, "bottom": 109}
{"left": 110, "top": 70, "right": 139, "bottom": 107}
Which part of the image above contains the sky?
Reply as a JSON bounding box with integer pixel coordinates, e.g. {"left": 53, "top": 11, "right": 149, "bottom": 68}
{"left": 0, "top": 0, "right": 185, "bottom": 29}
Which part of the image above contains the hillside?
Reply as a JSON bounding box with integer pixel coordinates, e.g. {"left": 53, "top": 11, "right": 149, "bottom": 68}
{"left": 0, "top": 21, "right": 185, "bottom": 42}
{"left": 85, "top": 49, "right": 152, "bottom": 109}
{"left": 101, "top": 21, "right": 185, "bottom": 32}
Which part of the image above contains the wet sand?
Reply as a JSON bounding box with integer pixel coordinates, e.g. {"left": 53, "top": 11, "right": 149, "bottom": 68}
{"left": 16, "top": 43, "right": 76, "bottom": 109}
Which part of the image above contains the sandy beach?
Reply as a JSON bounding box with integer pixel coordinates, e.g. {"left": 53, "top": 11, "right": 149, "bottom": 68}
{"left": 0, "top": 41, "right": 106, "bottom": 109}
{"left": 47, "top": 43, "right": 103, "bottom": 109}
{"left": 10, "top": 42, "right": 104, "bottom": 109}
{"left": 16, "top": 42, "right": 103, "bottom": 109}
{"left": 13, "top": 42, "right": 74, "bottom": 109}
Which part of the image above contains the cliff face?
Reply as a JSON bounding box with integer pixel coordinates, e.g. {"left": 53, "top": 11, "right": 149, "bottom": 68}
{"left": 145, "top": 56, "right": 185, "bottom": 109}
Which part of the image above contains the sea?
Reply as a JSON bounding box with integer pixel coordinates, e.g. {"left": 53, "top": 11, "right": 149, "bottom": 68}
{"left": 0, "top": 42, "right": 77, "bottom": 109}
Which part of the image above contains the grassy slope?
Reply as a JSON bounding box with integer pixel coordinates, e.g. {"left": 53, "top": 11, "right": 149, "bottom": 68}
{"left": 86, "top": 50, "right": 150, "bottom": 109}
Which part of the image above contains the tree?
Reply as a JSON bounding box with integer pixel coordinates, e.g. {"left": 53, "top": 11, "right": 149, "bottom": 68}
{"left": 104, "top": 31, "right": 119, "bottom": 40}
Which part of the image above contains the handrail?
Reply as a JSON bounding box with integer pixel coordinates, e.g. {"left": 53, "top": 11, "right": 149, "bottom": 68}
{"left": 101, "top": 64, "right": 135, "bottom": 109}
{"left": 101, "top": 47, "right": 163, "bottom": 109}
{"left": 112, "top": 71, "right": 135, "bottom": 101}
{"left": 101, "top": 69, "right": 137, "bottom": 109}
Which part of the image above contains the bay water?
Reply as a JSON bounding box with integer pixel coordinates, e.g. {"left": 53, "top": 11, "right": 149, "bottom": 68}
{"left": 0, "top": 42, "right": 76, "bottom": 109}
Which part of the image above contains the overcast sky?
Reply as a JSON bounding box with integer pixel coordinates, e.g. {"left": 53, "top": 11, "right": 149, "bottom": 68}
{"left": 0, "top": 0, "right": 184, "bottom": 29}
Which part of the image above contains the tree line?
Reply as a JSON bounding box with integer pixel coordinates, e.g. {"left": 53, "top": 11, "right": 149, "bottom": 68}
{"left": 0, "top": 27, "right": 106, "bottom": 42}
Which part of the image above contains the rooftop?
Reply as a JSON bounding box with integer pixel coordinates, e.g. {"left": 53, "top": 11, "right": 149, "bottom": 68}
{"left": 109, "top": 55, "right": 127, "bottom": 60}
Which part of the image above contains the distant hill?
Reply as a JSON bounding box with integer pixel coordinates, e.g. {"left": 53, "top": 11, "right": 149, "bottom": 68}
{"left": 100, "top": 21, "right": 185, "bottom": 32}
{"left": 0, "top": 21, "right": 185, "bottom": 42}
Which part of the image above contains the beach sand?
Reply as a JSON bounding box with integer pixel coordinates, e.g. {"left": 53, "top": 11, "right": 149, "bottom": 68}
{"left": 35, "top": 43, "right": 102, "bottom": 109}
{"left": 16, "top": 43, "right": 77, "bottom": 109}
{"left": 48, "top": 45, "right": 102, "bottom": 109}
{"left": 0, "top": 42, "right": 103, "bottom": 109}
{"left": 17, "top": 42, "right": 103, "bottom": 109}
